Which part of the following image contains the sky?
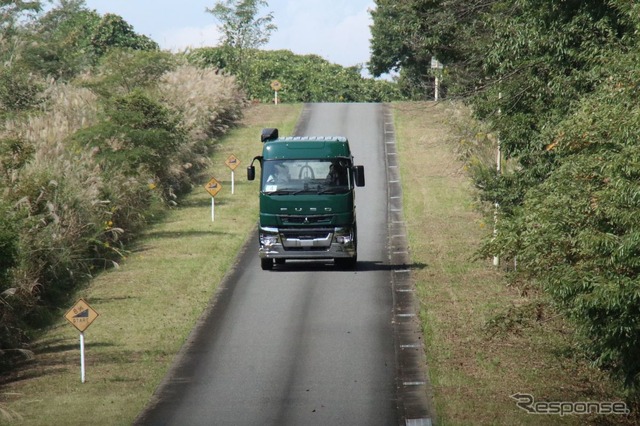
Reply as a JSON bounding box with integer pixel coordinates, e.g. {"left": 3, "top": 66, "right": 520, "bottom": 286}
{"left": 82, "top": 0, "right": 377, "bottom": 73}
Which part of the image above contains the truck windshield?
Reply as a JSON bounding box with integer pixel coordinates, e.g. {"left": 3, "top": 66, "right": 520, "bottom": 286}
{"left": 262, "top": 159, "right": 351, "bottom": 194}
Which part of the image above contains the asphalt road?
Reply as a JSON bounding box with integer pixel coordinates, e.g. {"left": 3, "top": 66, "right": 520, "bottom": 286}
{"left": 136, "top": 103, "right": 406, "bottom": 426}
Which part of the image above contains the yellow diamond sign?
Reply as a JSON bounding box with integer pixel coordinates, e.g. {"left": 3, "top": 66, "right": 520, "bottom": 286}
{"left": 225, "top": 154, "right": 240, "bottom": 171}
{"left": 204, "top": 177, "right": 222, "bottom": 197}
{"left": 65, "top": 298, "right": 99, "bottom": 332}
{"left": 270, "top": 80, "right": 282, "bottom": 91}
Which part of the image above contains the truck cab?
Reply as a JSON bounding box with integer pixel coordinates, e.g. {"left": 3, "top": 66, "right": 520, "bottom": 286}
{"left": 248, "top": 128, "right": 365, "bottom": 270}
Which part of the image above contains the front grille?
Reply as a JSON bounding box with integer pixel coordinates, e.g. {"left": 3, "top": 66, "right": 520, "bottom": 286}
{"left": 280, "top": 214, "right": 333, "bottom": 226}
{"left": 280, "top": 228, "right": 333, "bottom": 251}
{"left": 283, "top": 247, "right": 330, "bottom": 252}
{"left": 280, "top": 229, "right": 332, "bottom": 240}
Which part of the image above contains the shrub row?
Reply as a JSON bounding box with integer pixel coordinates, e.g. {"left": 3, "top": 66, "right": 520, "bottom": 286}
{"left": 187, "top": 47, "right": 403, "bottom": 103}
{"left": 0, "top": 53, "right": 245, "bottom": 364}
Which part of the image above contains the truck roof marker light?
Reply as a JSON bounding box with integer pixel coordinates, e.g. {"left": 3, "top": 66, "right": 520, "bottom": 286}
{"left": 278, "top": 136, "right": 347, "bottom": 143}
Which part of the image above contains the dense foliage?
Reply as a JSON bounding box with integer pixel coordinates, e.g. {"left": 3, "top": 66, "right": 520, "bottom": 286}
{"left": 0, "top": 1, "right": 245, "bottom": 367}
{"left": 370, "top": 0, "right": 640, "bottom": 391}
{"left": 188, "top": 47, "right": 402, "bottom": 103}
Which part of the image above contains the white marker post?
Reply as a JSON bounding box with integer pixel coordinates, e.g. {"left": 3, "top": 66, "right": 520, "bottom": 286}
{"left": 80, "top": 332, "right": 86, "bottom": 383}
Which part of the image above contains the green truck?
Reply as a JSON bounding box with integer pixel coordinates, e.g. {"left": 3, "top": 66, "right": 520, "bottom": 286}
{"left": 247, "top": 128, "right": 365, "bottom": 270}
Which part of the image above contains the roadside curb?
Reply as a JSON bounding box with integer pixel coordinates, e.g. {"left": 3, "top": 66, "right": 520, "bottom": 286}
{"left": 383, "top": 104, "right": 436, "bottom": 426}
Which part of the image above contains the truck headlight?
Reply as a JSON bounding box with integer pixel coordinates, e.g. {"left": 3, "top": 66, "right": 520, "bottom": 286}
{"left": 334, "top": 228, "right": 353, "bottom": 245}
{"left": 260, "top": 229, "right": 279, "bottom": 247}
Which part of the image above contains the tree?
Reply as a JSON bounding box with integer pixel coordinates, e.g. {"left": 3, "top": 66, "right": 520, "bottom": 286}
{"left": 84, "top": 49, "right": 176, "bottom": 97}
{"left": 205, "top": 0, "right": 276, "bottom": 78}
{"left": 369, "top": 0, "right": 433, "bottom": 98}
{"left": 91, "top": 13, "right": 158, "bottom": 57}
{"left": 1, "top": 0, "right": 42, "bottom": 66}
{"left": 0, "top": 0, "right": 41, "bottom": 30}
{"left": 187, "top": 47, "right": 404, "bottom": 103}
{"left": 369, "top": 0, "right": 495, "bottom": 99}
{"left": 470, "top": 0, "right": 640, "bottom": 390}
{"left": 21, "top": 0, "right": 102, "bottom": 79}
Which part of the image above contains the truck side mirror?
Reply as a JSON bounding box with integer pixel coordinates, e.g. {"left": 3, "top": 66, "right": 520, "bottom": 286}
{"left": 261, "top": 128, "right": 278, "bottom": 142}
{"left": 247, "top": 156, "right": 262, "bottom": 181}
{"left": 354, "top": 165, "right": 365, "bottom": 187}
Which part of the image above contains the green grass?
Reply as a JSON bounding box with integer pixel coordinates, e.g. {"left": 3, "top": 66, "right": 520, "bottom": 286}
{"left": 0, "top": 103, "right": 302, "bottom": 425}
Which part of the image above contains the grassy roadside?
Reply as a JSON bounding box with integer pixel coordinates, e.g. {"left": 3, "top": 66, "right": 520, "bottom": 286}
{"left": 0, "top": 104, "right": 302, "bottom": 425}
{"left": 392, "top": 101, "right": 631, "bottom": 425}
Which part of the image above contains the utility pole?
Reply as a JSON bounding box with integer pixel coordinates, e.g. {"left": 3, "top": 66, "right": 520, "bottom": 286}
{"left": 493, "top": 93, "right": 502, "bottom": 267}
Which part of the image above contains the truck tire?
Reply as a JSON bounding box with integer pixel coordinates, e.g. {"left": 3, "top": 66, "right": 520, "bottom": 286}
{"left": 335, "top": 257, "right": 357, "bottom": 269}
{"left": 261, "top": 258, "right": 274, "bottom": 270}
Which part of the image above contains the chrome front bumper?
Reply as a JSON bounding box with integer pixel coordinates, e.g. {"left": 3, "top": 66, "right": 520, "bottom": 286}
{"left": 258, "top": 226, "right": 356, "bottom": 259}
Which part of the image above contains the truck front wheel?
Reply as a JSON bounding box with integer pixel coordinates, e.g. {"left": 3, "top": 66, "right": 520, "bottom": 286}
{"left": 335, "top": 256, "right": 357, "bottom": 269}
{"left": 261, "top": 258, "right": 274, "bottom": 270}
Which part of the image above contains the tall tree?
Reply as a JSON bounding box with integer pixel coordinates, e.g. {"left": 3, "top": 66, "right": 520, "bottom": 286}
{"left": 90, "top": 13, "right": 158, "bottom": 57}
{"left": 368, "top": 0, "right": 432, "bottom": 98}
{"left": 1, "top": 0, "right": 42, "bottom": 64}
{"left": 205, "top": 0, "right": 276, "bottom": 77}
{"left": 22, "top": 0, "right": 102, "bottom": 79}
{"left": 0, "top": 0, "right": 41, "bottom": 29}
{"left": 368, "top": 0, "right": 494, "bottom": 99}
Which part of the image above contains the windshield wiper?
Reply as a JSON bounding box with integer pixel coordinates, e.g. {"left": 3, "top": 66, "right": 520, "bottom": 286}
{"left": 264, "top": 189, "right": 294, "bottom": 195}
{"left": 290, "top": 189, "right": 309, "bottom": 195}
{"left": 317, "top": 186, "right": 348, "bottom": 194}
{"left": 317, "top": 188, "right": 338, "bottom": 194}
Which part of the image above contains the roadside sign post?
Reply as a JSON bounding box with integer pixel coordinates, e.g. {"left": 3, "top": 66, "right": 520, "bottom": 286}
{"left": 225, "top": 155, "right": 240, "bottom": 194}
{"left": 204, "top": 177, "right": 222, "bottom": 221}
{"left": 64, "top": 298, "right": 99, "bottom": 383}
{"left": 431, "top": 57, "right": 444, "bottom": 101}
{"left": 270, "top": 80, "right": 282, "bottom": 105}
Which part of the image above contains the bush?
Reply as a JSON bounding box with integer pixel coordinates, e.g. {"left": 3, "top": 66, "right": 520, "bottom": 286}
{"left": 0, "top": 92, "right": 140, "bottom": 353}
{"left": 75, "top": 89, "right": 185, "bottom": 201}
{"left": 90, "top": 14, "right": 159, "bottom": 57}
{"left": 80, "top": 49, "right": 177, "bottom": 97}
{"left": 0, "top": 200, "right": 19, "bottom": 287}
{"left": 157, "top": 65, "right": 246, "bottom": 195}
{"left": 187, "top": 47, "right": 404, "bottom": 103}
{"left": 0, "top": 58, "right": 247, "bottom": 362}
{"left": 0, "top": 4, "right": 248, "bottom": 370}
{"left": 0, "top": 65, "right": 45, "bottom": 115}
